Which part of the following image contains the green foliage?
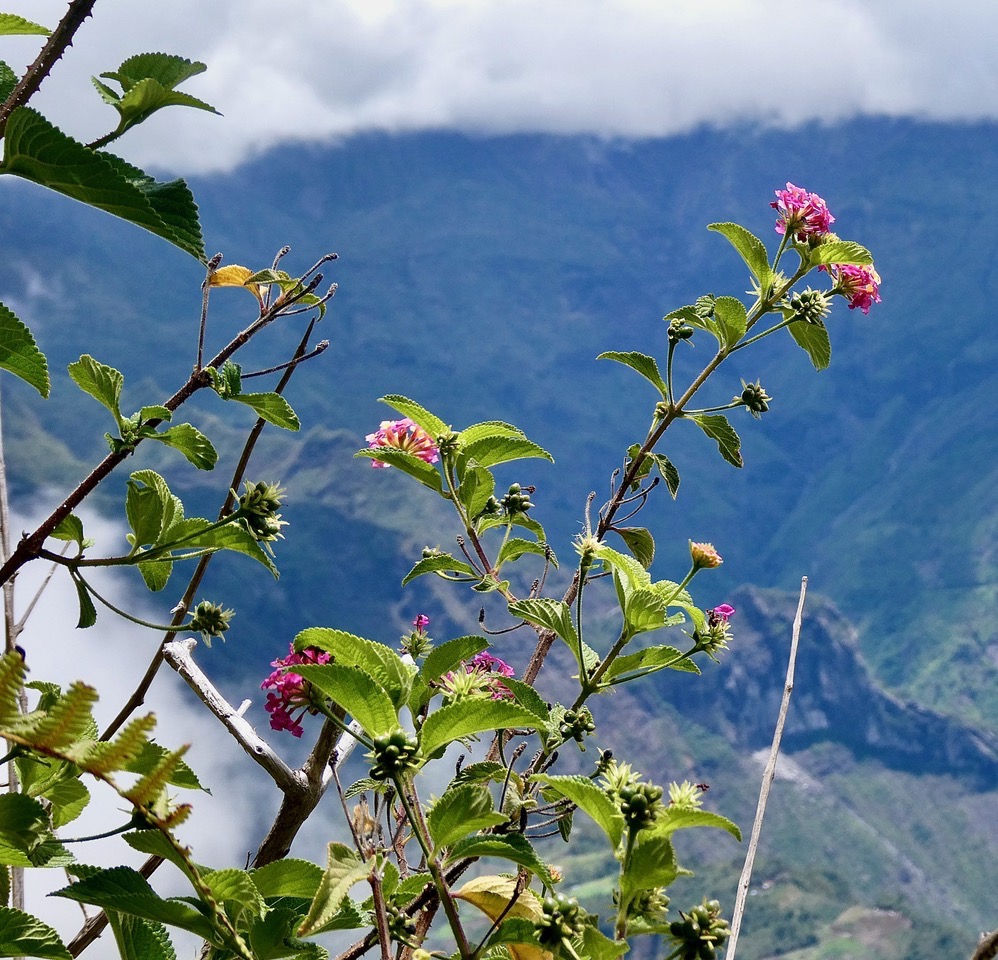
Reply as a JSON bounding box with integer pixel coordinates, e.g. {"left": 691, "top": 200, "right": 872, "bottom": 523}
{"left": 598, "top": 350, "right": 669, "bottom": 398}
{"left": 689, "top": 412, "right": 743, "bottom": 467}
{"left": 0, "top": 14, "right": 50, "bottom": 35}
{"left": 788, "top": 318, "right": 832, "bottom": 370}
{"left": 0, "top": 908, "right": 71, "bottom": 959}
{"left": 0, "top": 301, "right": 49, "bottom": 396}
{"left": 0, "top": 108, "right": 206, "bottom": 261}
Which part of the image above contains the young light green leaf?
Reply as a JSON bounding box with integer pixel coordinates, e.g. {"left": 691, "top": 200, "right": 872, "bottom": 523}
{"left": 297, "top": 843, "right": 370, "bottom": 938}
{"left": 656, "top": 806, "right": 742, "bottom": 840}
{"left": 0, "top": 108, "right": 206, "bottom": 261}
{"left": 49, "top": 514, "right": 89, "bottom": 550}
{"left": 507, "top": 598, "right": 578, "bottom": 649}
{"left": 418, "top": 700, "right": 541, "bottom": 758}
{"left": 578, "top": 925, "right": 628, "bottom": 960}
{"left": 457, "top": 464, "right": 496, "bottom": 519}
{"left": 231, "top": 392, "right": 301, "bottom": 430}
{"left": 67, "top": 354, "right": 123, "bottom": 424}
{"left": 51, "top": 867, "right": 218, "bottom": 941}
{"left": 294, "top": 663, "right": 398, "bottom": 739}
{"left": 70, "top": 572, "right": 97, "bottom": 628}
{"left": 708, "top": 222, "right": 772, "bottom": 284}
{"left": 0, "top": 302, "right": 49, "bottom": 397}
{"left": 497, "top": 538, "right": 557, "bottom": 568}
{"left": 620, "top": 833, "right": 680, "bottom": 903}
{"left": 712, "top": 296, "right": 748, "bottom": 349}
{"left": 530, "top": 774, "right": 624, "bottom": 850}
{"left": 0, "top": 907, "right": 71, "bottom": 959}
{"left": 623, "top": 587, "right": 669, "bottom": 636}
{"left": 498, "top": 678, "right": 550, "bottom": 721}
{"left": 401, "top": 552, "right": 477, "bottom": 586}
{"left": 604, "top": 645, "right": 697, "bottom": 682}
{"left": 126, "top": 477, "right": 165, "bottom": 549}
{"left": 355, "top": 447, "right": 443, "bottom": 492}
{"left": 0, "top": 14, "right": 50, "bottom": 35}
{"left": 788, "top": 318, "right": 832, "bottom": 371}
{"left": 457, "top": 420, "right": 525, "bottom": 445}
{"left": 613, "top": 526, "right": 655, "bottom": 569}
{"left": 419, "top": 635, "right": 488, "bottom": 684}
{"left": 461, "top": 435, "right": 553, "bottom": 468}
{"left": 689, "top": 413, "right": 743, "bottom": 467}
{"left": 96, "top": 68, "right": 219, "bottom": 141}
{"left": 201, "top": 868, "right": 267, "bottom": 927}
{"left": 379, "top": 394, "right": 449, "bottom": 438}
{"left": 428, "top": 782, "right": 508, "bottom": 852}
{"left": 446, "top": 834, "right": 555, "bottom": 887}
{"left": 597, "top": 350, "right": 668, "bottom": 398}
{"left": 251, "top": 858, "right": 324, "bottom": 900}
{"left": 807, "top": 239, "right": 873, "bottom": 266}
{"left": 148, "top": 423, "right": 218, "bottom": 470}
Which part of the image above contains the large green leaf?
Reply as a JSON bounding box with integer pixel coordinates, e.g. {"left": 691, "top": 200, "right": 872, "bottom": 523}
{"left": 106, "top": 914, "right": 177, "bottom": 960}
{"left": 294, "top": 663, "right": 398, "bottom": 739}
{"left": 419, "top": 635, "right": 488, "bottom": 684}
{"left": 67, "top": 354, "right": 123, "bottom": 424}
{"left": 232, "top": 392, "right": 301, "bottom": 430}
{"left": 457, "top": 464, "right": 496, "bottom": 518}
{"left": 427, "top": 782, "right": 508, "bottom": 852}
{"left": 0, "top": 301, "right": 49, "bottom": 396}
{"left": 807, "top": 239, "right": 873, "bottom": 266}
{"left": 788, "top": 318, "right": 832, "bottom": 371}
{"left": 251, "top": 858, "right": 324, "bottom": 900}
{"left": 0, "top": 108, "right": 205, "bottom": 261}
{"left": 530, "top": 774, "right": 624, "bottom": 850}
{"left": 355, "top": 447, "right": 442, "bottom": 492}
{"left": 378, "top": 394, "right": 449, "bottom": 437}
{"left": 708, "top": 222, "right": 772, "bottom": 284}
{"left": 461, "top": 435, "right": 553, "bottom": 468}
{"left": 0, "top": 908, "right": 70, "bottom": 959}
{"left": 689, "top": 413, "right": 743, "bottom": 467}
{"left": 401, "top": 552, "right": 477, "bottom": 586}
{"left": 597, "top": 350, "right": 668, "bottom": 398}
{"left": 148, "top": 422, "right": 218, "bottom": 470}
{"left": 614, "top": 526, "right": 655, "bottom": 569}
{"left": 657, "top": 806, "right": 742, "bottom": 840}
{"left": 447, "top": 834, "right": 555, "bottom": 886}
{"left": 711, "top": 296, "right": 748, "bottom": 349}
{"left": 418, "top": 699, "right": 541, "bottom": 758}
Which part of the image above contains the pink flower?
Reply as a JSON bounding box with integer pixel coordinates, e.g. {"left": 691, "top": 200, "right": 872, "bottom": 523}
{"left": 822, "top": 263, "right": 882, "bottom": 314}
{"left": 690, "top": 541, "right": 723, "bottom": 570}
{"left": 412, "top": 614, "right": 431, "bottom": 631}
{"left": 469, "top": 651, "right": 515, "bottom": 699}
{"left": 771, "top": 183, "right": 835, "bottom": 241}
{"left": 711, "top": 604, "right": 735, "bottom": 622}
{"left": 365, "top": 418, "right": 440, "bottom": 469}
{"left": 261, "top": 644, "right": 331, "bottom": 737}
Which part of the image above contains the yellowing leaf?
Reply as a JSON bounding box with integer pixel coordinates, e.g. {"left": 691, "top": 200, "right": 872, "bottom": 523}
{"left": 208, "top": 264, "right": 264, "bottom": 305}
{"left": 453, "top": 876, "right": 552, "bottom": 960}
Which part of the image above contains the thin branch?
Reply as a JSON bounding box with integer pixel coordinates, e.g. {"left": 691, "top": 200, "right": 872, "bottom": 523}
{"left": 0, "top": 0, "right": 98, "bottom": 137}
{"left": 972, "top": 929, "right": 998, "bottom": 960}
{"left": 726, "top": 576, "right": 808, "bottom": 960}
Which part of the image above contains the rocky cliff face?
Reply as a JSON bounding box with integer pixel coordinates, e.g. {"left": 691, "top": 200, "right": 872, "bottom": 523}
{"left": 648, "top": 586, "right": 998, "bottom": 789}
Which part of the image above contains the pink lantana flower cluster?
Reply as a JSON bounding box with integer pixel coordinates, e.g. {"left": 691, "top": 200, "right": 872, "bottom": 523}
{"left": 469, "top": 651, "right": 516, "bottom": 699}
{"left": 771, "top": 182, "right": 835, "bottom": 241}
{"left": 821, "top": 262, "right": 882, "bottom": 315}
{"left": 366, "top": 418, "right": 440, "bottom": 469}
{"left": 261, "top": 644, "right": 331, "bottom": 737}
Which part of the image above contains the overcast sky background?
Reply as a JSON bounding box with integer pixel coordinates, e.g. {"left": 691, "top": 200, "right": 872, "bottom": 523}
{"left": 4, "top": 0, "right": 998, "bottom": 174}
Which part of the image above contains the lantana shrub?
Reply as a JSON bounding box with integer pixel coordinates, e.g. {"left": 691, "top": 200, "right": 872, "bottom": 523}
{"left": 0, "top": 7, "right": 891, "bottom": 960}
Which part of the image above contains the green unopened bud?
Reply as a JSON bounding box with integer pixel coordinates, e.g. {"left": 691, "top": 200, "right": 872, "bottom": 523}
{"left": 188, "top": 600, "right": 234, "bottom": 646}
{"left": 436, "top": 431, "right": 460, "bottom": 457}
{"left": 668, "top": 317, "right": 695, "bottom": 343}
{"left": 787, "top": 287, "right": 831, "bottom": 324}
{"left": 234, "top": 481, "right": 287, "bottom": 543}
{"left": 738, "top": 379, "right": 772, "bottom": 419}
{"left": 500, "top": 483, "right": 534, "bottom": 515}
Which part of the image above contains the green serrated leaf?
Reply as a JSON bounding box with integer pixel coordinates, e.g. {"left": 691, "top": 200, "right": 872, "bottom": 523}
{"left": 100, "top": 76, "right": 218, "bottom": 141}
{"left": 402, "top": 553, "right": 477, "bottom": 586}
{"left": 446, "top": 834, "right": 555, "bottom": 886}
{"left": 651, "top": 453, "right": 680, "bottom": 498}
{"left": 0, "top": 907, "right": 71, "bottom": 959}
{"left": 355, "top": 447, "right": 442, "bottom": 492}
{"left": 297, "top": 843, "right": 370, "bottom": 938}
{"left": 807, "top": 239, "right": 873, "bottom": 266}
{"left": 788, "top": 318, "right": 832, "bottom": 371}
{"left": 126, "top": 477, "right": 165, "bottom": 549}
{"left": 708, "top": 222, "right": 772, "bottom": 284}
{"left": 605, "top": 645, "right": 696, "bottom": 682}
{"left": 623, "top": 587, "right": 668, "bottom": 636}
{"left": 202, "top": 867, "right": 267, "bottom": 926}
{"left": 496, "top": 538, "right": 557, "bottom": 568}
{"left": 0, "top": 14, "right": 50, "bottom": 36}
{"left": 597, "top": 350, "right": 668, "bottom": 398}
{"left": 67, "top": 354, "right": 123, "bottom": 424}
{"left": 69, "top": 572, "right": 97, "bottom": 628}
{"left": 507, "top": 598, "right": 577, "bottom": 648}
{"left": 689, "top": 413, "right": 743, "bottom": 467}
{"left": 419, "top": 700, "right": 541, "bottom": 758}
{"left": 428, "top": 783, "right": 508, "bottom": 852}
{"left": 49, "top": 514, "right": 88, "bottom": 549}
{"left": 105, "top": 914, "right": 176, "bottom": 960}
{"left": 0, "top": 301, "right": 49, "bottom": 396}
{"left": 712, "top": 296, "right": 748, "bottom": 349}
{"left": 0, "top": 108, "right": 205, "bottom": 261}
{"left": 458, "top": 464, "right": 496, "bottom": 519}
{"left": 148, "top": 423, "right": 218, "bottom": 470}
{"left": 251, "top": 858, "right": 324, "bottom": 900}
{"left": 498, "top": 677, "right": 550, "bottom": 721}
{"left": 232, "top": 392, "right": 301, "bottom": 430}
{"left": 657, "top": 806, "right": 742, "bottom": 840}
{"left": 461, "top": 435, "right": 553, "bottom": 469}
{"left": 419, "top": 635, "right": 488, "bottom": 685}
{"left": 530, "top": 774, "right": 624, "bottom": 850}
{"left": 294, "top": 663, "right": 398, "bottom": 739}
{"left": 613, "top": 526, "right": 654, "bottom": 568}
{"left": 0, "top": 60, "right": 16, "bottom": 102}
{"left": 124, "top": 740, "right": 204, "bottom": 790}
{"left": 620, "top": 833, "right": 680, "bottom": 903}
{"left": 378, "top": 394, "right": 449, "bottom": 438}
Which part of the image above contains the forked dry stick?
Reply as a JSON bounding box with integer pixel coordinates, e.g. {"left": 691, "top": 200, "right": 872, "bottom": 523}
{"left": 725, "top": 576, "right": 808, "bottom": 960}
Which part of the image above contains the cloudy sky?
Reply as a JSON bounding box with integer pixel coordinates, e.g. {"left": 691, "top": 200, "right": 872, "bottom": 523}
{"left": 4, "top": 0, "right": 998, "bottom": 174}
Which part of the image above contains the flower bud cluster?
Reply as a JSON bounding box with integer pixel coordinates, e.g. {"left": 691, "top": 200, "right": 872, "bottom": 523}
{"left": 401, "top": 613, "right": 433, "bottom": 658}
{"left": 668, "top": 900, "right": 731, "bottom": 960}
{"left": 385, "top": 904, "right": 419, "bottom": 945}
{"left": 235, "top": 480, "right": 287, "bottom": 543}
{"left": 187, "top": 600, "right": 234, "bottom": 646}
{"left": 618, "top": 886, "right": 670, "bottom": 924}
{"left": 787, "top": 287, "right": 831, "bottom": 324}
{"left": 668, "top": 317, "right": 695, "bottom": 343}
{"left": 535, "top": 893, "right": 587, "bottom": 949}
{"left": 738, "top": 380, "right": 772, "bottom": 419}
{"left": 369, "top": 730, "right": 420, "bottom": 781}
{"left": 557, "top": 706, "right": 596, "bottom": 746}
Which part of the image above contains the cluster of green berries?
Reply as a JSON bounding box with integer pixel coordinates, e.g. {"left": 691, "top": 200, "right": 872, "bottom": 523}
{"left": 500, "top": 483, "right": 535, "bottom": 515}
{"left": 668, "top": 900, "right": 730, "bottom": 960}
{"left": 787, "top": 287, "right": 831, "bottom": 324}
{"left": 558, "top": 707, "right": 596, "bottom": 745}
{"left": 617, "top": 781, "right": 664, "bottom": 831}
{"left": 535, "top": 894, "right": 586, "bottom": 949}
{"left": 369, "top": 730, "right": 420, "bottom": 780}
{"left": 738, "top": 379, "right": 772, "bottom": 418}
{"left": 187, "top": 600, "right": 234, "bottom": 646}
{"left": 385, "top": 904, "right": 419, "bottom": 945}
{"left": 668, "top": 317, "right": 695, "bottom": 343}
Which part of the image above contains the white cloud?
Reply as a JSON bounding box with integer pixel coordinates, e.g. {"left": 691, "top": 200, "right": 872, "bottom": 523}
{"left": 5, "top": 0, "right": 998, "bottom": 172}
{"left": 4, "top": 0, "right": 998, "bottom": 174}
